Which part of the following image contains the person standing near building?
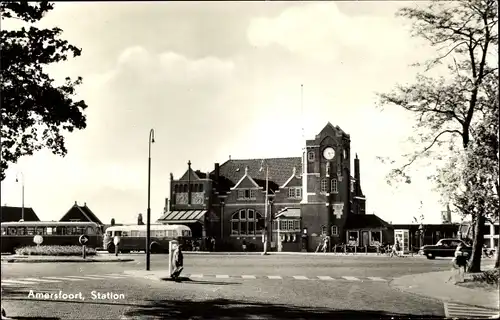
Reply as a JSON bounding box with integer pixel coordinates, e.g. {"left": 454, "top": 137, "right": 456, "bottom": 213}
{"left": 211, "top": 237, "right": 216, "bottom": 252}
{"left": 113, "top": 235, "right": 121, "bottom": 256}
{"left": 171, "top": 244, "right": 184, "bottom": 280}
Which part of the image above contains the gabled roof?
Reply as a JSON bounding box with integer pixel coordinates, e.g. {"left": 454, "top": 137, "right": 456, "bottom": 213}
{"left": 344, "top": 214, "right": 391, "bottom": 230}
{"left": 59, "top": 202, "right": 103, "bottom": 225}
{"left": 1, "top": 206, "right": 40, "bottom": 222}
{"left": 231, "top": 167, "right": 261, "bottom": 190}
{"left": 179, "top": 168, "right": 201, "bottom": 181}
{"left": 281, "top": 167, "right": 301, "bottom": 188}
{"left": 215, "top": 157, "right": 302, "bottom": 193}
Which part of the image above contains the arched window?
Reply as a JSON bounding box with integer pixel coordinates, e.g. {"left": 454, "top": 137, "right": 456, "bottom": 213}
{"left": 183, "top": 184, "right": 188, "bottom": 192}
{"left": 199, "top": 184, "right": 204, "bottom": 192}
{"left": 307, "top": 151, "right": 315, "bottom": 162}
{"left": 321, "top": 179, "right": 328, "bottom": 193}
{"left": 331, "top": 179, "right": 338, "bottom": 193}
{"left": 231, "top": 209, "right": 263, "bottom": 236}
{"left": 174, "top": 185, "right": 179, "bottom": 193}
{"left": 331, "top": 225, "right": 338, "bottom": 236}
{"left": 321, "top": 225, "right": 327, "bottom": 235}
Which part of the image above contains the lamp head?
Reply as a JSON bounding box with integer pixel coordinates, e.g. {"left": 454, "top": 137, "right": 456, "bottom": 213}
{"left": 16, "top": 178, "right": 18, "bottom": 182}
{"left": 152, "top": 137, "right": 155, "bottom": 143}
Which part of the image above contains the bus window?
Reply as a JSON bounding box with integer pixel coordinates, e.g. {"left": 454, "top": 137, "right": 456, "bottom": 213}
{"left": 106, "top": 231, "right": 112, "bottom": 237}
{"left": 131, "top": 231, "right": 139, "bottom": 237}
{"left": 182, "top": 230, "right": 190, "bottom": 237}
{"left": 8, "top": 227, "right": 17, "bottom": 235}
{"left": 18, "top": 227, "right": 26, "bottom": 235}
{"left": 35, "top": 227, "right": 44, "bottom": 235}
{"left": 26, "top": 227, "right": 35, "bottom": 236}
{"left": 139, "top": 231, "right": 146, "bottom": 237}
{"left": 166, "top": 230, "right": 173, "bottom": 237}
{"left": 1, "top": 228, "right": 5, "bottom": 235}
{"left": 156, "top": 230, "right": 165, "bottom": 237}
{"left": 114, "top": 231, "right": 122, "bottom": 237}
{"left": 86, "top": 227, "right": 95, "bottom": 235}
{"left": 45, "top": 227, "right": 53, "bottom": 235}
{"left": 55, "top": 227, "right": 65, "bottom": 235}
{"left": 122, "top": 231, "right": 129, "bottom": 237}
{"left": 172, "top": 231, "right": 178, "bottom": 237}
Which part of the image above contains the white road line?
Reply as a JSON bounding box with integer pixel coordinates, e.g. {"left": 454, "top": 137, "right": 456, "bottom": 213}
{"left": 87, "top": 275, "right": 127, "bottom": 279}
{"left": 65, "top": 276, "right": 106, "bottom": 280}
{"left": 106, "top": 274, "right": 131, "bottom": 277}
{"left": 215, "top": 275, "right": 230, "bottom": 279}
{"left": 367, "top": 277, "right": 386, "bottom": 281}
{"left": 241, "top": 275, "right": 257, "bottom": 279}
{"left": 43, "top": 277, "right": 83, "bottom": 282}
{"left": 342, "top": 276, "right": 360, "bottom": 281}
{"left": 21, "top": 278, "right": 61, "bottom": 283}
{"left": 189, "top": 274, "right": 203, "bottom": 278}
{"left": 317, "top": 276, "right": 335, "bottom": 280}
{"left": 2, "top": 280, "right": 37, "bottom": 285}
{"left": 444, "top": 302, "right": 499, "bottom": 318}
{"left": 292, "top": 276, "right": 309, "bottom": 280}
{"left": 267, "top": 276, "right": 282, "bottom": 280}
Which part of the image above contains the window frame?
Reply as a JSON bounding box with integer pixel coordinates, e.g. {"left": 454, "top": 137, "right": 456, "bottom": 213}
{"left": 307, "top": 151, "right": 315, "bottom": 162}
{"left": 331, "top": 179, "right": 338, "bottom": 193}
{"left": 321, "top": 179, "right": 328, "bottom": 193}
{"left": 331, "top": 225, "right": 338, "bottom": 236}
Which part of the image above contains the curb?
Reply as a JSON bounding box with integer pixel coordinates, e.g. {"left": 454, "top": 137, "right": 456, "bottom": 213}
{"left": 182, "top": 251, "right": 424, "bottom": 257}
{"left": 2, "top": 258, "right": 134, "bottom": 263}
{"left": 389, "top": 270, "right": 499, "bottom": 310}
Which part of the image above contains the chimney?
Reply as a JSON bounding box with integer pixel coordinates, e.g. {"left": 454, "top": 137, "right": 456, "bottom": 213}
{"left": 137, "top": 214, "right": 144, "bottom": 225}
{"left": 354, "top": 153, "right": 360, "bottom": 195}
{"left": 164, "top": 198, "right": 169, "bottom": 212}
{"left": 84, "top": 202, "right": 87, "bottom": 207}
{"left": 111, "top": 218, "right": 115, "bottom": 226}
{"left": 229, "top": 155, "right": 231, "bottom": 160}
{"left": 75, "top": 201, "right": 77, "bottom": 205}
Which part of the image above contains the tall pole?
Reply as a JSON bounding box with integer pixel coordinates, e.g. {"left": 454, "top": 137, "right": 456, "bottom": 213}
{"left": 326, "top": 161, "right": 332, "bottom": 249}
{"left": 147, "top": 129, "right": 155, "bottom": 271}
{"left": 263, "top": 166, "right": 269, "bottom": 255}
{"left": 16, "top": 172, "right": 25, "bottom": 221}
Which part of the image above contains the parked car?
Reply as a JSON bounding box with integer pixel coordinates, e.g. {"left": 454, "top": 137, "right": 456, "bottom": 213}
{"left": 419, "top": 238, "right": 472, "bottom": 259}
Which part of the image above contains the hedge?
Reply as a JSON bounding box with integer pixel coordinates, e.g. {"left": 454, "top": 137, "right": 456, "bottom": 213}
{"left": 470, "top": 268, "right": 500, "bottom": 286}
{"left": 15, "top": 245, "right": 97, "bottom": 256}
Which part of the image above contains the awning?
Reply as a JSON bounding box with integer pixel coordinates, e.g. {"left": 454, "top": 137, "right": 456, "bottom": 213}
{"left": 275, "top": 208, "right": 301, "bottom": 219}
{"left": 157, "top": 210, "right": 207, "bottom": 223}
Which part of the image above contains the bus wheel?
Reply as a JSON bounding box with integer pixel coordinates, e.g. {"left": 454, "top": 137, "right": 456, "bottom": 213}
{"left": 107, "top": 244, "right": 115, "bottom": 254}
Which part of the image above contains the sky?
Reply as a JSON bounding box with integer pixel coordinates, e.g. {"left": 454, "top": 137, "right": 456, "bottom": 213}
{"left": 1, "top": 1, "right": 460, "bottom": 225}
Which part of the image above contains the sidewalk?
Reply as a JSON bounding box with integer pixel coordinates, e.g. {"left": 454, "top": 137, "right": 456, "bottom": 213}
{"left": 390, "top": 265, "right": 499, "bottom": 310}
{"left": 1, "top": 254, "right": 134, "bottom": 263}
{"left": 182, "top": 251, "right": 423, "bottom": 257}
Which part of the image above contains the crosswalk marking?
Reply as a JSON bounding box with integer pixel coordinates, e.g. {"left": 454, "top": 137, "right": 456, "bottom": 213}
{"left": 215, "top": 275, "right": 229, "bottom": 279}
{"left": 317, "top": 276, "right": 334, "bottom": 280}
{"left": 65, "top": 276, "right": 104, "bottom": 280}
{"left": 444, "top": 302, "right": 499, "bottom": 319}
{"left": 342, "top": 276, "right": 360, "bottom": 281}
{"left": 292, "top": 276, "right": 309, "bottom": 280}
{"left": 241, "top": 275, "right": 256, "bottom": 279}
{"left": 87, "top": 275, "right": 126, "bottom": 279}
{"left": 189, "top": 274, "right": 203, "bottom": 278}
{"left": 43, "top": 277, "right": 83, "bottom": 281}
{"left": 21, "top": 278, "right": 61, "bottom": 283}
{"left": 367, "top": 277, "right": 386, "bottom": 281}
{"left": 2, "top": 280, "right": 37, "bottom": 285}
{"left": 267, "top": 276, "right": 282, "bottom": 279}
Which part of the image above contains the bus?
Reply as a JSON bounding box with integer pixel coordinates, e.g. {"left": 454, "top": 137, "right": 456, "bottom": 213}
{"left": 103, "top": 224, "right": 192, "bottom": 254}
{"left": 1, "top": 221, "right": 103, "bottom": 253}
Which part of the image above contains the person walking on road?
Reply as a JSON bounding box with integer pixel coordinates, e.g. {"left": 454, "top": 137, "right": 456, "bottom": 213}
{"left": 113, "top": 235, "right": 121, "bottom": 256}
{"left": 171, "top": 244, "right": 184, "bottom": 280}
{"left": 322, "top": 237, "right": 329, "bottom": 253}
{"left": 390, "top": 240, "right": 400, "bottom": 257}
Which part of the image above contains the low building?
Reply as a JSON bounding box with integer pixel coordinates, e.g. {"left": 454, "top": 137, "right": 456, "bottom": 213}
{"left": 460, "top": 219, "right": 499, "bottom": 249}
{"left": 1, "top": 206, "right": 40, "bottom": 222}
{"left": 59, "top": 202, "right": 103, "bottom": 226}
{"left": 158, "top": 123, "right": 390, "bottom": 252}
{"left": 391, "top": 223, "right": 462, "bottom": 251}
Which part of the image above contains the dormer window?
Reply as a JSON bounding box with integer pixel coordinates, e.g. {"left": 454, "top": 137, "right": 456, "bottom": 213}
{"left": 307, "top": 151, "right": 315, "bottom": 162}
{"left": 288, "top": 187, "right": 302, "bottom": 199}
{"left": 237, "top": 189, "right": 257, "bottom": 200}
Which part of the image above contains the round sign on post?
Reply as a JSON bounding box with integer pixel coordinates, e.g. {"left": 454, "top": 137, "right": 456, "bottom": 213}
{"left": 79, "top": 235, "right": 89, "bottom": 245}
{"left": 33, "top": 235, "right": 43, "bottom": 246}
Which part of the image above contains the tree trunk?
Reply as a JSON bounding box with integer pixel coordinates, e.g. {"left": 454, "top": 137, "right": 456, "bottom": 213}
{"left": 495, "top": 245, "right": 500, "bottom": 269}
{"left": 467, "top": 213, "right": 485, "bottom": 273}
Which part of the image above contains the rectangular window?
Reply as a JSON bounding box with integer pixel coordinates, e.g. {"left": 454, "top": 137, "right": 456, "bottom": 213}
{"left": 122, "top": 231, "right": 130, "bottom": 237}
{"left": 321, "top": 179, "right": 327, "bottom": 193}
{"left": 131, "top": 231, "right": 139, "bottom": 237}
{"left": 250, "top": 189, "right": 256, "bottom": 199}
{"left": 231, "top": 221, "right": 239, "bottom": 235}
{"left": 348, "top": 231, "right": 359, "bottom": 245}
{"left": 248, "top": 221, "right": 255, "bottom": 235}
{"left": 257, "top": 218, "right": 265, "bottom": 232}
{"left": 240, "top": 209, "right": 246, "bottom": 219}
{"left": 18, "top": 227, "right": 26, "bottom": 235}
{"left": 294, "top": 220, "right": 300, "bottom": 230}
{"left": 289, "top": 188, "right": 295, "bottom": 198}
{"left": 8, "top": 227, "right": 17, "bottom": 235}
{"left": 26, "top": 227, "right": 35, "bottom": 235}
{"left": 494, "top": 225, "right": 499, "bottom": 235}
{"left": 296, "top": 188, "right": 302, "bottom": 198}
{"left": 139, "top": 231, "right": 147, "bottom": 237}
{"left": 35, "top": 227, "right": 44, "bottom": 235}
{"left": 331, "top": 226, "right": 338, "bottom": 236}
{"left": 280, "top": 220, "right": 287, "bottom": 230}
{"left": 248, "top": 209, "right": 254, "bottom": 220}
{"left": 244, "top": 190, "right": 250, "bottom": 199}
{"left": 331, "top": 179, "right": 338, "bottom": 193}
{"left": 287, "top": 220, "right": 293, "bottom": 230}
{"left": 237, "top": 190, "right": 245, "bottom": 199}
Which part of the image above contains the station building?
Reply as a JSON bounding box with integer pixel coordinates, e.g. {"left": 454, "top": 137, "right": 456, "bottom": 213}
{"left": 158, "top": 123, "right": 392, "bottom": 252}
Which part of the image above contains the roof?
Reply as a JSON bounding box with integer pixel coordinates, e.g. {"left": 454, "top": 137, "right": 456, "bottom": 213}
{"left": 344, "top": 214, "right": 391, "bottom": 230}
{"left": 157, "top": 210, "right": 207, "bottom": 223}
{"left": 60, "top": 202, "right": 103, "bottom": 225}
{"left": 214, "top": 157, "right": 302, "bottom": 193}
{"left": 0, "top": 206, "right": 40, "bottom": 222}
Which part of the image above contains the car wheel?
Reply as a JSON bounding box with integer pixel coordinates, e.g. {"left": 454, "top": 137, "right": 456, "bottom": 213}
{"left": 426, "top": 253, "right": 435, "bottom": 259}
{"left": 107, "top": 243, "right": 115, "bottom": 254}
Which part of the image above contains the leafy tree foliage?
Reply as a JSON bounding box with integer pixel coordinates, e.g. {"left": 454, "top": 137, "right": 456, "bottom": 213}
{"left": 0, "top": 1, "right": 88, "bottom": 180}
{"left": 377, "top": 0, "right": 498, "bottom": 272}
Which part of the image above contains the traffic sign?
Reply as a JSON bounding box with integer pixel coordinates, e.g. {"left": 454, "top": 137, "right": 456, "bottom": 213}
{"left": 33, "top": 235, "right": 43, "bottom": 245}
{"left": 79, "top": 235, "right": 89, "bottom": 245}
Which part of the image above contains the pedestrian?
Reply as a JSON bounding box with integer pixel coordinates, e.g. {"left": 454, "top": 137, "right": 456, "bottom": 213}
{"left": 211, "top": 237, "right": 216, "bottom": 252}
{"left": 390, "top": 241, "right": 400, "bottom": 257}
{"left": 322, "top": 237, "right": 329, "bottom": 253}
{"left": 113, "top": 235, "right": 121, "bottom": 256}
{"left": 448, "top": 243, "right": 468, "bottom": 283}
{"left": 242, "top": 240, "right": 247, "bottom": 252}
{"left": 171, "top": 243, "right": 184, "bottom": 280}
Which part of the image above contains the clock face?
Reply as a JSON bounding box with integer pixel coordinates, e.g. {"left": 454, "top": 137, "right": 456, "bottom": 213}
{"left": 323, "top": 147, "right": 335, "bottom": 160}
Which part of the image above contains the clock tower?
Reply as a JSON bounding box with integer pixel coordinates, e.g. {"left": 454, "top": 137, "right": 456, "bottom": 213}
{"left": 301, "top": 122, "right": 352, "bottom": 249}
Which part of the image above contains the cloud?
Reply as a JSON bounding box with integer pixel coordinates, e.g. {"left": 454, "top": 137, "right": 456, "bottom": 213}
{"left": 247, "top": 2, "right": 421, "bottom": 63}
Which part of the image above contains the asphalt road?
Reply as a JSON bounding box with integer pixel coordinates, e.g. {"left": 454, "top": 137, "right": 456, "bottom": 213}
{"left": 1, "top": 254, "right": 455, "bottom": 319}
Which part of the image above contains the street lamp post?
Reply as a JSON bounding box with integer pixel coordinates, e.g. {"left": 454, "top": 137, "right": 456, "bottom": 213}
{"left": 146, "top": 129, "right": 155, "bottom": 271}
{"left": 260, "top": 161, "right": 269, "bottom": 255}
{"left": 15, "top": 172, "right": 25, "bottom": 221}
